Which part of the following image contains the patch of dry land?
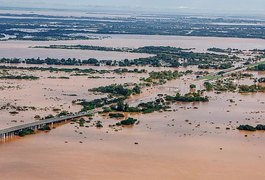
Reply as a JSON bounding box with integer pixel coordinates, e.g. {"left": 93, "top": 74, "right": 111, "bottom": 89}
{"left": 0, "top": 35, "right": 265, "bottom": 180}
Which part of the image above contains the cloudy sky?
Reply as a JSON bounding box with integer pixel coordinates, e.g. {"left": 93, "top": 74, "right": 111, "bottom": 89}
{"left": 1, "top": 0, "right": 265, "bottom": 15}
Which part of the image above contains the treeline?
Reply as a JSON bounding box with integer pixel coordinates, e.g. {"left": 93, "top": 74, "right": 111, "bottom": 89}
{"left": 0, "top": 65, "right": 109, "bottom": 74}
{"left": 124, "top": 48, "right": 237, "bottom": 68}
{"left": 0, "top": 57, "right": 100, "bottom": 66}
{"left": 34, "top": 45, "right": 189, "bottom": 54}
{"left": 238, "top": 85, "right": 265, "bottom": 93}
{"left": 5, "top": 45, "right": 240, "bottom": 69}
{"left": 73, "top": 97, "right": 127, "bottom": 112}
{"left": 203, "top": 80, "right": 265, "bottom": 93}
{"left": 165, "top": 92, "right": 209, "bottom": 102}
{"left": 33, "top": 45, "right": 131, "bottom": 52}
{"left": 0, "top": 65, "right": 146, "bottom": 75}
{"left": 253, "top": 64, "right": 265, "bottom": 71}
{"left": 198, "top": 63, "right": 233, "bottom": 70}
{"left": 0, "top": 75, "right": 39, "bottom": 80}
{"left": 142, "top": 70, "right": 186, "bottom": 85}
{"left": 238, "top": 124, "right": 265, "bottom": 131}
{"left": 105, "top": 92, "right": 208, "bottom": 115}
{"left": 90, "top": 84, "right": 141, "bottom": 97}
{"left": 207, "top": 48, "right": 242, "bottom": 54}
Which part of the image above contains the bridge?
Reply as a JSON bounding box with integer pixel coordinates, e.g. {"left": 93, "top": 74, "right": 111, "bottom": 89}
{"left": 0, "top": 111, "right": 93, "bottom": 141}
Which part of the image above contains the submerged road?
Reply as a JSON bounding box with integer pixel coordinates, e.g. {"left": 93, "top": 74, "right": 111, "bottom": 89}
{"left": 200, "top": 60, "right": 265, "bottom": 81}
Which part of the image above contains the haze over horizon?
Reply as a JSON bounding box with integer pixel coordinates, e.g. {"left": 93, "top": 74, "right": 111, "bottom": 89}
{"left": 1, "top": 0, "right": 265, "bottom": 16}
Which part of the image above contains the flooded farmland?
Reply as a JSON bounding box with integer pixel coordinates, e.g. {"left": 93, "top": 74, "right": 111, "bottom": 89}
{"left": 0, "top": 33, "right": 265, "bottom": 180}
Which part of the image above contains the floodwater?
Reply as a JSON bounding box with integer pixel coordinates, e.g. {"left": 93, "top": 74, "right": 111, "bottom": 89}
{"left": 0, "top": 66, "right": 264, "bottom": 179}
{"left": 0, "top": 40, "right": 151, "bottom": 60}
{"left": 0, "top": 68, "right": 144, "bottom": 129}
{"left": 93, "top": 34, "right": 265, "bottom": 51}
{"left": 1, "top": 34, "right": 265, "bottom": 60}
{"left": 0, "top": 81, "right": 265, "bottom": 179}
{"left": 0, "top": 35, "right": 265, "bottom": 179}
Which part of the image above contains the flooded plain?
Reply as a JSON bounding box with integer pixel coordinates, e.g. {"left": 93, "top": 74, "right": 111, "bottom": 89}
{"left": 0, "top": 83, "right": 265, "bottom": 179}
{"left": 1, "top": 34, "right": 265, "bottom": 60}
{"left": 0, "top": 35, "right": 265, "bottom": 180}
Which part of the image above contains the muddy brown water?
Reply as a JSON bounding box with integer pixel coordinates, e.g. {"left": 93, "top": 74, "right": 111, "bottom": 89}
{"left": 0, "top": 68, "right": 264, "bottom": 179}
{"left": 1, "top": 34, "right": 265, "bottom": 60}
{"left": 0, "top": 36, "right": 265, "bottom": 179}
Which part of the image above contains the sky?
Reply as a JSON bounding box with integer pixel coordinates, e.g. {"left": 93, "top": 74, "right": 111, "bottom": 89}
{"left": 1, "top": 0, "right": 265, "bottom": 16}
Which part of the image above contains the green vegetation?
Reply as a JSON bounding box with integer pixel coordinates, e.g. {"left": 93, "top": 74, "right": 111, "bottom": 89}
{"left": 32, "top": 46, "right": 238, "bottom": 68}
{"left": 0, "top": 64, "right": 111, "bottom": 74}
{"left": 190, "top": 84, "right": 196, "bottom": 89}
{"left": 116, "top": 118, "right": 138, "bottom": 126}
{"left": 252, "top": 64, "right": 265, "bottom": 71}
{"left": 0, "top": 45, "right": 240, "bottom": 69}
{"left": 256, "top": 124, "right": 265, "bottom": 130}
{"left": 63, "top": 94, "right": 78, "bottom": 97}
{"left": 44, "top": 114, "right": 55, "bottom": 119}
{"left": 97, "top": 91, "right": 209, "bottom": 116}
{"left": 57, "top": 111, "right": 69, "bottom": 117}
{"left": 212, "top": 79, "right": 237, "bottom": 92}
{"left": 138, "top": 101, "right": 166, "bottom": 114}
{"left": 203, "top": 77, "right": 265, "bottom": 93}
{"left": 17, "top": 129, "right": 35, "bottom": 137}
{"left": 238, "top": 85, "right": 265, "bottom": 93}
{"left": 0, "top": 65, "right": 146, "bottom": 76}
{"left": 38, "top": 125, "right": 51, "bottom": 131}
{"left": 109, "top": 99, "right": 167, "bottom": 114}
{"left": 109, "top": 113, "right": 125, "bottom": 118}
{"left": 34, "top": 45, "right": 188, "bottom": 54}
{"left": 204, "top": 82, "right": 213, "bottom": 91}
{"left": 74, "top": 97, "right": 126, "bottom": 112}
{"left": 142, "top": 70, "right": 183, "bottom": 85}
{"left": 120, "top": 47, "right": 237, "bottom": 68}
{"left": 0, "top": 75, "right": 39, "bottom": 80}
{"left": 114, "top": 68, "right": 147, "bottom": 74}
{"left": 237, "top": 124, "right": 265, "bottom": 131}
{"left": 207, "top": 48, "right": 242, "bottom": 54}
{"left": 198, "top": 63, "right": 233, "bottom": 70}
{"left": 78, "top": 118, "right": 86, "bottom": 127}
{"left": 33, "top": 45, "right": 130, "bottom": 52}
{"left": 48, "top": 76, "right": 70, "bottom": 79}
{"left": 111, "top": 100, "right": 130, "bottom": 112}
{"left": 96, "top": 121, "right": 103, "bottom": 128}
{"left": 258, "top": 78, "right": 265, "bottom": 83}
{"left": 230, "top": 73, "right": 253, "bottom": 79}
{"left": 90, "top": 84, "right": 141, "bottom": 97}
{"left": 165, "top": 92, "right": 209, "bottom": 102}
{"left": 108, "top": 91, "right": 208, "bottom": 115}
{"left": 208, "top": 48, "right": 231, "bottom": 53}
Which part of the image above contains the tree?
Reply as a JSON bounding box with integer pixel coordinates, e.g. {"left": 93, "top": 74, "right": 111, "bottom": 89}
{"left": 132, "top": 85, "right": 141, "bottom": 94}
{"left": 190, "top": 84, "right": 196, "bottom": 89}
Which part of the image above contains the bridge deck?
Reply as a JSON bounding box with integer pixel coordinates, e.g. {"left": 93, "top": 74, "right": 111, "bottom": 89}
{"left": 0, "top": 111, "right": 90, "bottom": 135}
